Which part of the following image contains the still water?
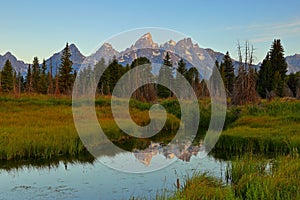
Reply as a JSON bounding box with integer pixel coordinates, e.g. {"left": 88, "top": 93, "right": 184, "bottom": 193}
{"left": 0, "top": 144, "right": 227, "bottom": 200}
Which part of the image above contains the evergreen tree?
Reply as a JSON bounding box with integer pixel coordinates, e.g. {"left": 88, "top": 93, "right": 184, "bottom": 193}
{"left": 99, "top": 63, "right": 111, "bottom": 95}
{"left": 13, "top": 70, "right": 16, "bottom": 94}
{"left": 25, "top": 64, "right": 33, "bottom": 93}
{"left": 186, "top": 67, "right": 200, "bottom": 96}
{"left": 94, "top": 58, "right": 107, "bottom": 95}
{"left": 157, "top": 52, "right": 173, "bottom": 98}
{"left": 222, "top": 52, "right": 235, "bottom": 96}
{"left": 258, "top": 39, "right": 288, "bottom": 97}
{"left": 176, "top": 58, "right": 188, "bottom": 98}
{"left": 217, "top": 60, "right": 225, "bottom": 84}
{"left": 58, "top": 43, "right": 73, "bottom": 95}
{"left": 107, "top": 56, "right": 123, "bottom": 94}
{"left": 287, "top": 72, "right": 298, "bottom": 97}
{"left": 130, "top": 57, "right": 155, "bottom": 101}
{"left": 98, "top": 56, "right": 123, "bottom": 95}
{"left": 270, "top": 39, "right": 287, "bottom": 78}
{"left": 1, "top": 60, "right": 14, "bottom": 92}
{"left": 177, "top": 58, "right": 187, "bottom": 76}
{"left": 40, "top": 59, "right": 48, "bottom": 94}
{"left": 32, "top": 57, "right": 40, "bottom": 93}
{"left": 16, "top": 71, "right": 24, "bottom": 94}
{"left": 270, "top": 39, "right": 287, "bottom": 96}
{"left": 209, "top": 61, "right": 223, "bottom": 97}
{"left": 47, "top": 59, "right": 54, "bottom": 95}
{"left": 257, "top": 53, "right": 273, "bottom": 98}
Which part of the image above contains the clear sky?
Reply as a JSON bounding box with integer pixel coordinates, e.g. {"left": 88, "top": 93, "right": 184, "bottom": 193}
{"left": 1, "top": 0, "right": 300, "bottom": 64}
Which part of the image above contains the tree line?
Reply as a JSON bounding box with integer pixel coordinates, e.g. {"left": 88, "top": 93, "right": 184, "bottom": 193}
{"left": 1, "top": 40, "right": 299, "bottom": 105}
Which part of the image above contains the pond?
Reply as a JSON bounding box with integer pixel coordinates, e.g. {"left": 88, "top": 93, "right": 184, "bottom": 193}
{"left": 0, "top": 142, "right": 227, "bottom": 200}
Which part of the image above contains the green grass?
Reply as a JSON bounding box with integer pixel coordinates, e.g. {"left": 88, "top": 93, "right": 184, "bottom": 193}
{"left": 0, "top": 95, "right": 180, "bottom": 160}
{"left": 214, "top": 100, "right": 300, "bottom": 155}
{"left": 1, "top": 94, "right": 300, "bottom": 162}
{"left": 166, "top": 154, "right": 300, "bottom": 200}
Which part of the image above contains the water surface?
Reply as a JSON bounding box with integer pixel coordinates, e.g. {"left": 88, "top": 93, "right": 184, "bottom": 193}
{"left": 0, "top": 144, "right": 227, "bottom": 200}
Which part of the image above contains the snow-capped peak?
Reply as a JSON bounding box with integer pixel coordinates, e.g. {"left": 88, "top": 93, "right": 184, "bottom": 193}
{"left": 102, "top": 42, "right": 113, "bottom": 48}
{"left": 4, "top": 51, "right": 13, "bottom": 57}
{"left": 133, "top": 32, "right": 158, "bottom": 49}
{"left": 141, "top": 32, "right": 152, "bottom": 40}
{"left": 176, "top": 38, "right": 193, "bottom": 49}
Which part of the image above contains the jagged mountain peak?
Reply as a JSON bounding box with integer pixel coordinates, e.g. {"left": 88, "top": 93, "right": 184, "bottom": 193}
{"left": 4, "top": 51, "right": 13, "bottom": 57}
{"left": 133, "top": 32, "right": 158, "bottom": 49}
{"left": 0, "top": 51, "right": 27, "bottom": 74}
{"left": 69, "top": 43, "right": 80, "bottom": 51}
{"left": 102, "top": 42, "right": 113, "bottom": 48}
{"left": 176, "top": 38, "right": 194, "bottom": 49}
{"left": 45, "top": 43, "right": 86, "bottom": 74}
{"left": 2, "top": 32, "right": 300, "bottom": 77}
{"left": 141, "top": 32, "right": 152, "bottom": 40}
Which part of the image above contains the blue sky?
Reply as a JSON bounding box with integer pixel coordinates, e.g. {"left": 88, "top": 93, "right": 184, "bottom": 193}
{"left": 1, "top": 0, "right": 300, "bottom": 63}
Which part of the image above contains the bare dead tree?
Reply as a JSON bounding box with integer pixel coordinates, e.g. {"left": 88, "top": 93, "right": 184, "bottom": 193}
{"left": 232, "top": 41, "right": 260, "bottom": 105}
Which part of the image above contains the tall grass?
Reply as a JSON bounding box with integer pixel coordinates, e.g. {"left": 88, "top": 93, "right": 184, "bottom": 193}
{"left": 167, "top": 154, "right": 300, "bottom": 200}
{"left": 0, "top": 95, "right": 180, "bottom": 160}
{"left": 214, "top": 100, "right": 300, "bottom": 155}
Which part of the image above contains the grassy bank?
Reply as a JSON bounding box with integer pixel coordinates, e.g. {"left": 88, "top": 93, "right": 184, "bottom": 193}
{"left": 168, "top": 154, "right": 300, "bottom": 200}
{"left": 0, "top": 95, "right": 180, "bottom": 160}
{"left": 214, "top": 99, "right": 300, "bottom": 155}
{"left": 1, "top": 95, "right": 300, "bottom": 161}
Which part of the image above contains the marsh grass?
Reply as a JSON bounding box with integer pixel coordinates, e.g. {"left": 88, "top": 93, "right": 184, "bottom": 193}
{"left": 0, "top": 95, "right": 180, "bottom": 160}
{"left": 214, "top": 100, "right": 300, "bottom": 155}
{"left": 166, "top": 154, "right": 300, "bottom": 200}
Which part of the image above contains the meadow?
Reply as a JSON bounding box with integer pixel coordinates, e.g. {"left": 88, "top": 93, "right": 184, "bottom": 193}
{"left": 1, "top": 95, "right": 300, "bottom": 199}
{"left": 214, "top": 99, "right": 300, "bottom": 155}
{"left": 0, "top": 95, "right": 180, "bottom": 160}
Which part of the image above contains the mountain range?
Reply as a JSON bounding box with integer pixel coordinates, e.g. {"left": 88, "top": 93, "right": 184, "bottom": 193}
{"left": 0, "top": 33, "right": 299, "bottom": 76}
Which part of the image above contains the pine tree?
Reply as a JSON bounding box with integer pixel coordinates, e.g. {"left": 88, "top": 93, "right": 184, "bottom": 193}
{"left": 222, "top": 51, "right": 235, "bottom": 96}
{"left": 58, "top": 43, "right": 73, "bottom": 95}
{"left": 40, "top": 59, "right": 48, "bottom": 94}
{"left": 47, "top": 58, "right": 54, "bottom": 95}
{"left": 32, "top": 57, "right": 40, "bottom": 93}
{"left": 94, "top": 57, "right": 106, "bottom": 93}
{"left": 157, "top": 52, "right": 173, "bottom": 98}
{"left": 257, "top": 53, "right": 273, "bottom": 98}
{"left": 26, "top": 64, "right": 33, "bottom": 93}
{"left": 186, "top": 67, "right": 200, "bottom": 96}
{"left": 16, "top": 71, "right": 23, "bottom": 94}
{"left": 99, "top": 63, "right": 111, "bottom": 95}
{"left": 287, "top": 72, "right": 298, "bottom": 97}
{"left": 177, "top": 58, "right": 187, "bottom": 76}
{"left": 1, "top": 60, "right": 14, "bottom": 93}
{"left": 217, "top": 60, "right": 226, "bottom": 84}
{"left": 54, "top": 67, "right": 60, "bottom": 96}
{"left": 176, "top": 58, "right": 188, "bottom": 98}
{"left": 130, "top": 57, "right": 155, "bottom": 101}
{"left": 209, "top": 61, "right": 223, "bottom": 97}
{"left": 107, "top": 56, "right": 123, "bottom": 94}
{"left": 270, "top": 39, "right": 287, "bottom": 77}
{"left": 13, "top": 70, "right": 16, "bottom": 94}
{"left": 258, "top": 39, "right": 288, "bottom": 97}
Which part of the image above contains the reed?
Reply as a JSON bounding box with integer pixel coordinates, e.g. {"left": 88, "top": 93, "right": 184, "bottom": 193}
{"left": 0, "top": 95, "right": 180, "bottom": 160}
{"left": 167, "top": 154, "right": 300, "bottom": 200}
{"left": 214, "top": 100, "right": 300, "bottom": 155}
